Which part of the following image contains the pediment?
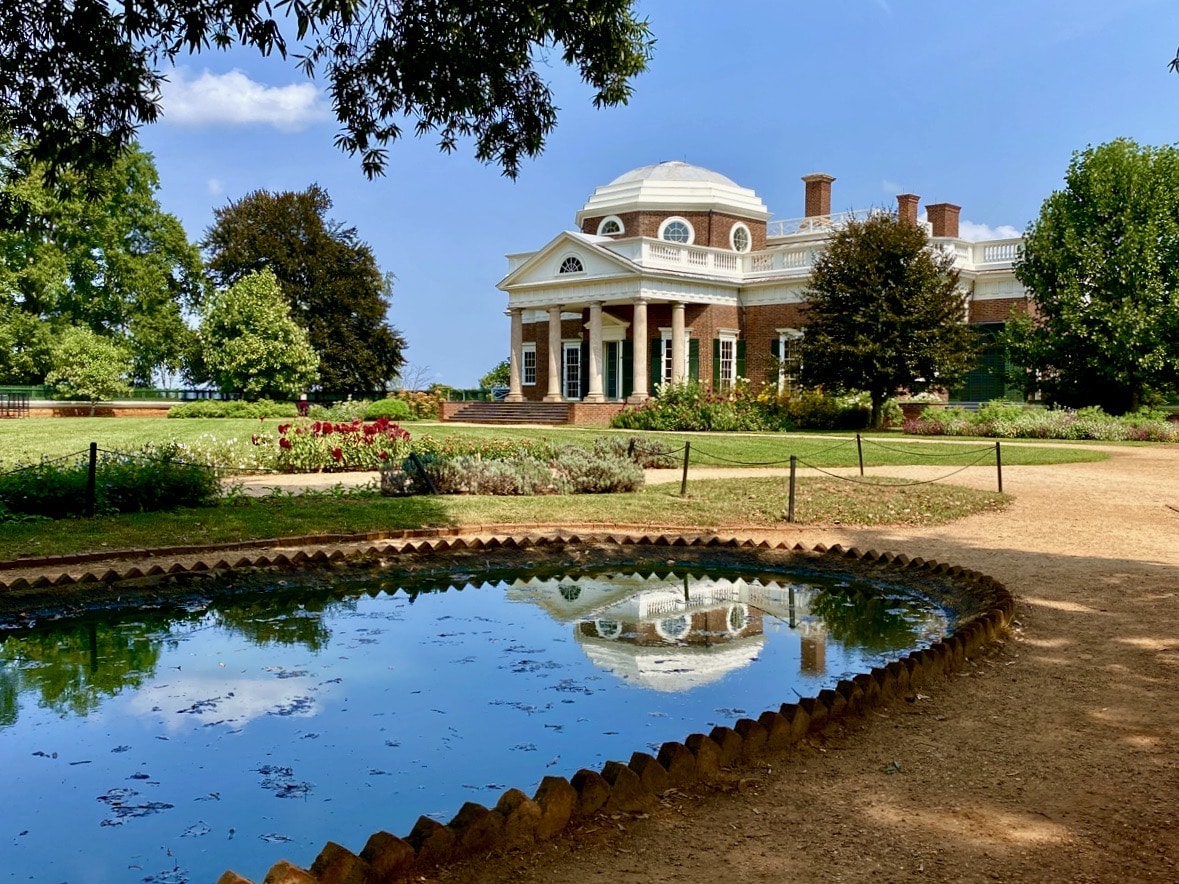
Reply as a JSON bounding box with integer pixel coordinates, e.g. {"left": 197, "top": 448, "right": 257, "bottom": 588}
{"left": 497, "top": 231, "right": 640, "bottom": 290}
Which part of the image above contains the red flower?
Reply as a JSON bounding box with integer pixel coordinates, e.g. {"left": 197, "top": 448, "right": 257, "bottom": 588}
{"left": 279, "top": 437, "right": 292, "bottom": 450}
{"left": 250, "top": 434, "right": 260, "bottom": 444}
{"left": 277, "top": 424, "right": 290, "bottom": 434}
{"left": 378, "top": 450, "right": 389, "bottom": 460}
{"left": 332, "top": 447, "right": 343, "bottom": 462}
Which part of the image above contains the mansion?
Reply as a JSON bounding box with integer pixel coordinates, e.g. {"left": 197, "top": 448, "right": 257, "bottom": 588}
{"left": 484, "top": 162, "right": 1027, "bottom": 423}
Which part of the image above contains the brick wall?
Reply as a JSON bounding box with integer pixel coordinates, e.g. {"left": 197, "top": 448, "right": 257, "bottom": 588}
{"left": 580, "top": 211, "right": 767, "bottom": 251}
{"left": 969, "top": 297, "right": 1028, "bottom": 324}
{"left": 742, "top": 303, "right": 809, "bottom": 388}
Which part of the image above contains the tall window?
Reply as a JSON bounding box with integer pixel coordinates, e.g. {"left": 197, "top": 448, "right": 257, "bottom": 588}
{"left": 521, "top": 343, "right": 536, "bottom": 386}
{"left": 717, "top": 334, "right": 736, "bottom": 390}
{"left": 776, "top": 331, "right": 803, "bottom": 395}
{"left": 661, "top": 329, "right": 690, "bottom": 384}
{"left": 563, "top": 342, "right": 581, "bottom": 399}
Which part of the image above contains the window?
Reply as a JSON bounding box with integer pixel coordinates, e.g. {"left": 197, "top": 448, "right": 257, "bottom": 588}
{"left": 659, "top": 217, "right": 694, "bottom": 244}
{"left": 563, "top": 342, "right": 581, "bottom": 399}
{"left": 597, "top": 216, "right": 624, "bottom": 236}
{"left": 775, "top": 330, "right": 803, "bottom": 395}
{"left": 660, "top": 329, "right": 691, "bottom": 384}
{"left": 730, "top": 222, "right": 751, "bottom": 253}
{"left": 521, "top": 343, "right": 536, "bottom": 386}
{"left": 717, "top": 333, "right": 737, "bottom": 390}
{"left": 559, "top": 256, "right": 584, "bottom": 274}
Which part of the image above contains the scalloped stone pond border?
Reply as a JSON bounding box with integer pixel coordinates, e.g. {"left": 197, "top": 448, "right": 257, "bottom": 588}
{"left": 0, "top": 529, "right": 1014, "bottom": 884}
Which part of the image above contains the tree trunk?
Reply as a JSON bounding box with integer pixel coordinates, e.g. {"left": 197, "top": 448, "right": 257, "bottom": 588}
{"left": 870, "top": 396, "right": 884, "bottom": 430}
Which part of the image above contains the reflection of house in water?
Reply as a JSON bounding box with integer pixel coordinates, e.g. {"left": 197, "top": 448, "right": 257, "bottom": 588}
{"left": 505, "top": 572, "right": 831, "bottom": 691}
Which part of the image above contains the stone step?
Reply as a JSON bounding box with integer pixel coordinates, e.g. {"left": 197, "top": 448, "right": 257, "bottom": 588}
{"left": 445, "top": 402, "right": 573, "bottom": 425}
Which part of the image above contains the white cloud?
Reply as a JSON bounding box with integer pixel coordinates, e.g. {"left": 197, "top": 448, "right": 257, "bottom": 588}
{"left": 881, "top": 179, "right": 904, "bottom": 195}
{"left": 207, "top": 178, "right": 224, "bottom": 196}
{"left": 959, "top": 219, "right": 1022, "bottom": 242}
{"left": 159, "top": 68, "right": 330, "bottom": 132}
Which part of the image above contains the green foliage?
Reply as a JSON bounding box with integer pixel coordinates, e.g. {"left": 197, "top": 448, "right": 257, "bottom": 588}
{"left": 1007, "top": 139, "right": 1179, "bottom": 414}
{"left": 0, "top": 306, "right": 52, "bottom": 384}
{"left": 903, "top": 402, "right": 1179, "bottom": 442}
{"left": 195, "top": 268, "right": 320, "bottom": 400}
{"left": 0, "top": 443, "right": 221, "bottom": 521}
{"left": 781, "top": 388, "right": 872, "bottom": 431}
{"left": 480, "top": 359, "right": 512, "bottom": 390}
{"left": 612, "top": 381, "right": 773, "bottom": 432}
{"left": 589, "top": 436, "right": 679, "bottom": 469}
{"left": 44, "top": 326, "right": 132, "bottom": 409}
{"left": 409, "top": 434, "right": 558, "bottom": 462}
{"left": 307, "top": 399, "right": 372, "bottom": 422}
{"left": 801, "top": 212, "right": 979, "bottom": 428}
{"left": 363, "top": 398, "right": 414, "bottom": 422}
{"left": 0, "top": 2, "right": 653, "bottom": 179}
{"left": 394, "top": 390, "right": 443, "bottom": 420}
{"left": 167, "top": 399, "right": 299, "bottom": 419}
{"left": 0, "top": 140, "right": 204, "bottom": 384}
{"left": 202, "top": 186, "right": 404, "bottom": 395}
{"left": 413, "top": 455, "right": 561, "bottom": 496}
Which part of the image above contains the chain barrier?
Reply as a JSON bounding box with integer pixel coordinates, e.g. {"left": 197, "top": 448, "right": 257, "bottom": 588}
{"left": 861, "top": 437, "right": 996, "bottom": 459}
{"left": 0, "top": 449, "right": 94, "bottom": 479}
{"left": 795, "top": 445, "right": 997, "bottom": 488}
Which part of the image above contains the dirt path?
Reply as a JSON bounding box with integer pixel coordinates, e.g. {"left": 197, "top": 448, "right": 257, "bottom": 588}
{"left": 425, "top": 445, "right": 1179, "bottom": 883}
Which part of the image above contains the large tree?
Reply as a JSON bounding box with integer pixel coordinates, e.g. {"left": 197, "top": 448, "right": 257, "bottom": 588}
{"left": 0, "top": 1, "right": 653, "bottom": 180}
{"left": 800, "top": 212, "right": 978, "bottom": 429}
{"left": 0, "top": 138, "right": 205, "bottom": 384}
{"left": 203, "top": 184, "right": 405, "bottom": 395}
{"left": 1006, "top": 139, "right": 1179, "bottom": 414}
{"left": 195, "top": 267, "right": 319, "bottom": 400}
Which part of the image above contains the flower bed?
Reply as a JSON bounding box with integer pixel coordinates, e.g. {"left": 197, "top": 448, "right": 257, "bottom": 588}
{"left": 252, "top": 417, "right": 412, "bottom": 472}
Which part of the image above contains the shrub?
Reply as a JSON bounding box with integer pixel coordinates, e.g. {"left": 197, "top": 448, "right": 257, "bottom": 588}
{"left": 410, "top": 434, "right": 557, "bottom": 462}
{"left": 167, "top": 399, "right": 298, "bottom": 419}
{"left": 782, "top": 388, "right": 871, "bottom": 430}
{"left": 363, "top": 397, "right": 414, "bottom": 421}
{"left": 611, "top": 381, "right": 773, "bottom": 432}
{"left": 425, "top": 455, "right": 561, "bottom": 495}
{"left": 0, "top": 443, "right": 221, "bottom": 520}
{"left": 591, "top": 436, "right": 679, "bottom": 469}
{"left": 308, "top": 399, "right": 372, "bottom": 422}
{"left": 552, "top": 445, "right": 643, "bottom": 493}
{"left": 902, "top": 402, "right": 1179, "bottom": 442}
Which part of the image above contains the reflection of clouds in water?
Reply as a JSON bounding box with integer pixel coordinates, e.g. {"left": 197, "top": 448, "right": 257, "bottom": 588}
{"left": 127, "top": 675, "right": 330, "bottom": 731}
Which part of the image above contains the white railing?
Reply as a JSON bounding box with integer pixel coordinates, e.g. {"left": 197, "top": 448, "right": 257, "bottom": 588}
{"left": 766, "top": 209, "right": 877, "bottom": 238}
{"left": 634, "top": 240, "right": 749, "bottom": 278}
{"left": 978, "top": 240, "right": 1022, "bottom": 264}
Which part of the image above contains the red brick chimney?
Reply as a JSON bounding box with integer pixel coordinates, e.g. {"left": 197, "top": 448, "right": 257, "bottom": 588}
{"left": 802, "top": 173, "right": 835, "bottom": 217}
{"left": 926, "top": 202, "right": 961, "bottom": 238}
{"left": 896, "top": 193, "right": 920, "bottom": 226}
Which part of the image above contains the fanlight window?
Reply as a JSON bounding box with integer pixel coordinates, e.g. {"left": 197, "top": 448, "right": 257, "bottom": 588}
{"left": 559, "top": 256, "right": 585, "bottom": 274}
{"left": 597, "top": 217, "right": 624, "bottom": 236}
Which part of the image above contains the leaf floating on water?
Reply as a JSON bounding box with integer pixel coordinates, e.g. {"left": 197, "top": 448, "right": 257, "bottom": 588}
{"left": 182, "top": 821, "right": 212, "bottom": 838}
{"left": 111, "top": 745, "right": 131, "bottom": 753}
{"left": 194, "top": 793, "right": 220, "bottom": 802}
{"left": 259, "top": 833, "right": 293, "bottom": 843}
{"left": 384, "top": 740, "right": 401, "bottom": 748}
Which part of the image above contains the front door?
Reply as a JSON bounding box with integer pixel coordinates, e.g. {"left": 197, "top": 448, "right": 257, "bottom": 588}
{"left": 563, "top": 342, "right": 581, "bottom": 400}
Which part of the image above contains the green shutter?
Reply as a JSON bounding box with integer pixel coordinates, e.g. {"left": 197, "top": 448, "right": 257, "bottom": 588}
{"left": 736, "top": 339, "right": 746, "bottom": 379}
{"left": 579, "top": 340, "right": 589, "bottom": 399}
{"left": 712, "top": 339, "right": 721, "bottom": 389}
{"left": 649, "top": 339, "right": 661, "bottom": 391}
{"left": 622, "top": 340, "right": 633, "bottom": 399}
{"left": 688, "top": 338, "right": 699, "bottom": 382}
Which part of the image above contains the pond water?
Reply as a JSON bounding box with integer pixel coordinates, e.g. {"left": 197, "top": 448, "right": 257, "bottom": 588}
{"left": 0, "top": 564, "right": 950, "bottom": 883}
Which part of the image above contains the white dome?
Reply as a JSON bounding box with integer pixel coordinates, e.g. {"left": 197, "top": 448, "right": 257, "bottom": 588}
{"left": 576, "top": 161, "right": 770, "bottom": 227}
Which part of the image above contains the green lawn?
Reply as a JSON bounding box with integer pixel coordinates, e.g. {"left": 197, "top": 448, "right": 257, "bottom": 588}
{"left": 0, "top": 417, "right": 1108, "bottom": 562}
{"left": 0, "top": 417, "right": 1110, "bottom": 469}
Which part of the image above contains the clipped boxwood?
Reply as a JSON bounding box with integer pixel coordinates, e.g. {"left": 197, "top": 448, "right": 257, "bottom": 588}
{"left": 167, "top": 399, "right": 298, "bottom": 419}
{"left": 363, "top": 397, "right": 415, "bottom": 422}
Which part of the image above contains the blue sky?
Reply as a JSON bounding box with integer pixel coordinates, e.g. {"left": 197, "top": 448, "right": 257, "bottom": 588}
{"left": 138, "top": 0, "right": 1179, "bottom": 388}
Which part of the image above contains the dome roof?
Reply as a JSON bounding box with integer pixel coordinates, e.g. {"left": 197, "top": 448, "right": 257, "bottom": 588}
{"left": 575, "top": 161, "right": 770, "bottom": 227}
{"left": 608, "top": 161, "right": 743, "bottom": 188}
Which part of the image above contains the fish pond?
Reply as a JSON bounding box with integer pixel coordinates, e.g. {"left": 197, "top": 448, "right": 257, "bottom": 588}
{"left": 0, "top": 556, "right": 955, "bottom": 883}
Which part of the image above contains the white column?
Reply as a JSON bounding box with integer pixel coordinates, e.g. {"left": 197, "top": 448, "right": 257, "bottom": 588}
{"left": 671, "top": 302, "right": 686, "bottom": 384}
{"left": 584, "top": 302, "right": 605, "bottom": 402}
{"left": 543, "top": 305, "right": 563, "bottom": 402}
{"left": 506, "top": 307, "right": 524, "bottom": 402}
{"left": 628, "top": 298, "right": 649, "bottom": 403}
